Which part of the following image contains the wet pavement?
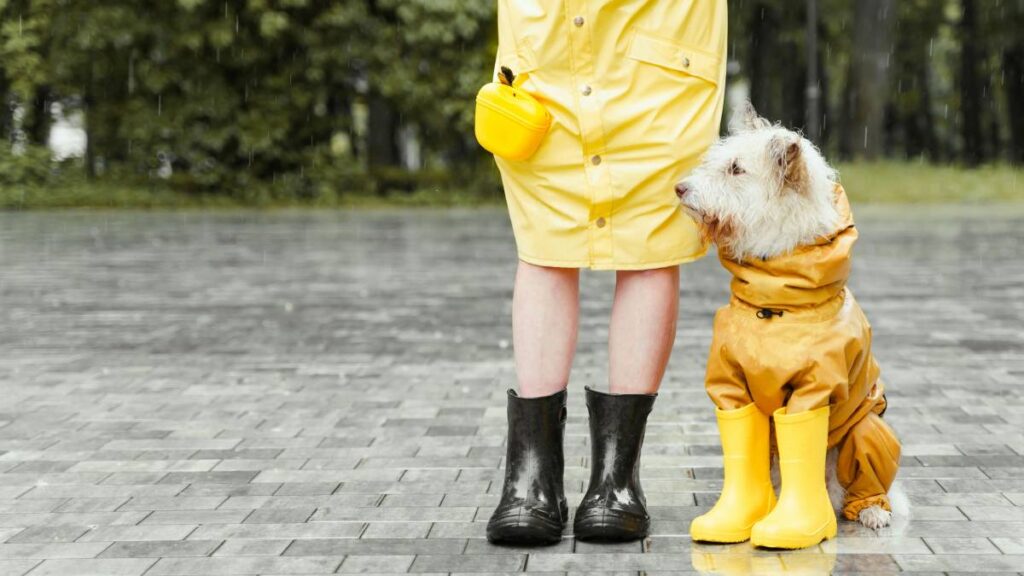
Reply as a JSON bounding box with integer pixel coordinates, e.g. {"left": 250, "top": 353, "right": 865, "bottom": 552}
{"left": 0, "top": 205, "right": 1022, "bottom": 575}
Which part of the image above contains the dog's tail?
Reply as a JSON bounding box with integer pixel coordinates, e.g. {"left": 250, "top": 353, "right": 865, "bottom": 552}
{"left": 825, "top": 446, "right": 911, "bottom": 529}
{"left": 825, "top": 448, "right": 845, "bottom": 511}
{"left": 887, "top": 481, "right": 911, "bottom": 527}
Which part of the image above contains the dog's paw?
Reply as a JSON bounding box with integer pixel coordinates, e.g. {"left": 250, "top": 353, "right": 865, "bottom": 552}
{"left": 858, "top": 505, "right": 892, "bottom": 530}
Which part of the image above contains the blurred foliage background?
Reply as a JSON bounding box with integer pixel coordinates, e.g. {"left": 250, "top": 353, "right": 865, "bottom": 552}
{"left": 0, "top": 0, "right": 1022, "bottom": 208}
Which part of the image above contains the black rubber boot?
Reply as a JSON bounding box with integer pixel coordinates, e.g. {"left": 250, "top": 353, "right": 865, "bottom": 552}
{"left": 573, "top": 386, "right": 656, "bottom": 541}
{"left": 486, "top": 389, "right": 568, "bottom": 545}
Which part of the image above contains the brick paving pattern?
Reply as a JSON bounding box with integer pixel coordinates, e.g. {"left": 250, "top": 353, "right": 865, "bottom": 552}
{"left": 0, "top": 206, "right": 1022, "bottom": 575}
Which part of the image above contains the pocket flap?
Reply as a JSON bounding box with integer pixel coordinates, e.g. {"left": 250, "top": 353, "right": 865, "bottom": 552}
{"left": 496, "top": 42, "right": 540, "bottom": 80}
{"left": 627, "top": 30, "right": 722, "bottom": 85}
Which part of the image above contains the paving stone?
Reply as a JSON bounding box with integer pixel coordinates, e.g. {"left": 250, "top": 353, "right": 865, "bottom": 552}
{"left": 893, "top": 554, "right": 1024, "bottom": 572}
{"left": 336, "top": 554, "right": 416, "bottom": 572}
{"left": 6, "top": 526, "right": 89, "bottom": 544}
{"left": 117, "top": 496, "right": 226, "bottom": 511}
{"left": 285, "top": 537, "right": 467, "bottom": 557}
{"left": 99, "top": 539, "right": 222, "bottom": 558}
{"left": 78, "top": 525, "right": 198, "bottom": 542}
{"left": 189, "top": 523, "right": 364, "bottom": 541}
{"left": 141, "top": 509, "right": 252, "bottom": 525}
{"left": 410, "top": 553, "right": 526, "bottom": 572}
{"left": 989, "top": 536, "right": 1024, "bottom": 554}
{"left": 0, "top": 559, "right": 40, "bottom": 576}
{"left": 214, "top": 539, "right": 293, "bottom": 557}
{"left": 361, "top": 522, "right": 433, "bottom": 539}
{"left": 0, "top": 208, "right": 1021, "bottom": 573}
{"left": 922, "top": 537, "right": 1002, "bottom": 554}
{"left": 25, "top": 557, "right": 156, "bottom": 575}
{"left": 0, "top": 542, "right": 112, "bottom": 559}
{"left": 311, "top": 506, "right": 476, "bottom": 523}
{"left": 243, "top": 507, "right": 314, "bottom": 524}
{"left": 146, "top": 555, "right": 342, "bottom": 575}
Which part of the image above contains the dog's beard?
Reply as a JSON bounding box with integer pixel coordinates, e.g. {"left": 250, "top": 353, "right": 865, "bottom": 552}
{"left": 696, "top": 213, "right": 737, "bottom": 257}
{"left": 679, "top": 202, "right": 741, "bottom": 257}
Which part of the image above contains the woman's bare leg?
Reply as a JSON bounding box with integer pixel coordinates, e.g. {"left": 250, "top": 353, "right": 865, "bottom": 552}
{"left": 513, "top": 261, "right": 580, "bottom": 398}
{"left": 608, "top": 266, "right": 680, "bottom": 394}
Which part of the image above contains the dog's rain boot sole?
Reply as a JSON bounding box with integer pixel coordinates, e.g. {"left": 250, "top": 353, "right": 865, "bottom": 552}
{"left": 689, "top": 524, "right": 754, "bottom": 544}
{"left": 751, "top": 519, "right": 837, "bottom": 550}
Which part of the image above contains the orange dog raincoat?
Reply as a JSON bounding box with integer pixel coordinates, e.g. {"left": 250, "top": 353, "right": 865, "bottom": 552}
{"left": 704, "top": 188, "right": 901, "bottom": 519}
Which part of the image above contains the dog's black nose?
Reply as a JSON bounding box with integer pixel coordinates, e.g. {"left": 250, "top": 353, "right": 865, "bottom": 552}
{"left": 675, "top": 182, "right": 691, "bottom": 199}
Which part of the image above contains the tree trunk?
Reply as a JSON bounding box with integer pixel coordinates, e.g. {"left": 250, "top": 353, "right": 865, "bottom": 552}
{"left": 816, "top": 20, "right": 833, "bottom": 155}
{"left": 28, "top": 86, "right": 52, "bottom": 147}
{"left": 959, "top": 0, "right": 984, "bottom": 166}
{"left": 919, "top": 55, "right": 940, "bottom": 162}
{"left": 782, "top": 39, "right": 807, "bottom": 130}
{"left": 749, "top": 2, "right": 778, "bottom": 119}
{"left": 0, "top": 80, "right": 10, "bottom": 146}
{"left": 805, "top": 0, "right": 821, "bottom": 143}
{"left": 843, "top": 0, "right": 895, "bottom": 160}
{"left": 85, "top": 62, "right": 97, "bottom": 179}
{"left": 1005, "top": 45, "right": 1024, "bottom": 164}
{"left": 367, "top": 94, "right": 399, "bottom": 169}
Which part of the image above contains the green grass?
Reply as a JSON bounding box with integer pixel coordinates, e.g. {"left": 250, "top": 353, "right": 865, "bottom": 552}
{"left": 0, "top": 183, "right": 509, "bottom": 210}
{"left": 837, "top": 162, "right": 1024, "bottom": 203}
{"left": 2, "top": 162, "right": 1022, "bottom": 210}
{"left": 0, "top": 182, "right": 243, "bottom": 210}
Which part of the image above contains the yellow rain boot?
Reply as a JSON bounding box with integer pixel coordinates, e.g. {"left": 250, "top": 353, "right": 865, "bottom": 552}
{"left": 690, "top": 403, "right": 776, "bottom": 543}
{"left": 751, "top": 406, "right": 837, "bottom": 549}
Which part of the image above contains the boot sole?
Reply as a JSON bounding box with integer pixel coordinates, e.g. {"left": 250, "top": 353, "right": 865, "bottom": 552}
{"left": 751, "top": 524, "right": 837, "bottom": 550}
{"left": 689, "top": 527, "right": 752, "bottom": 544}
{"left": 487, "top": 509, "right": 566, "bottom": 545}
{"left": 573, "top": 510, "right": 650, "bottom": 542}
{"left": 487, "top": 524, "right": 563, "bottom": 545}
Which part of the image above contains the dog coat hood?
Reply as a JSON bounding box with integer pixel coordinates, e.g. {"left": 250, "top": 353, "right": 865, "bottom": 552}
{"left": 703, "top": 185, "right": 900, "bottom": 520}
{"left": 720, "top": 186, "right": 856, "bottom": 315}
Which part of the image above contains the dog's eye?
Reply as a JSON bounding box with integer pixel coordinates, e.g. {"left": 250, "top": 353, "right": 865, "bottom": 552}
{"left": 728, "top": 161, "right": 745, "bottom": 176}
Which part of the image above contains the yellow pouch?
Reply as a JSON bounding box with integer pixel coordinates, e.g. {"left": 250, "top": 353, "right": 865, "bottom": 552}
{"left": 475, "top": 67, "right": 552, "bottom": 161}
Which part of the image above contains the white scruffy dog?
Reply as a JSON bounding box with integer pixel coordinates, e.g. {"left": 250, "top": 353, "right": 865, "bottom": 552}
{"left": 677, "top": 102, "right": 904, "bottom": 531}
{"left": 676, "top": 102, "right": 841, "bottom": 261}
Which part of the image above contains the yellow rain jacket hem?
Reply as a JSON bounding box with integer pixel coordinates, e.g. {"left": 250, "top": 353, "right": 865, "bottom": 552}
{"left": 516, "top": 246, "right": 709, "bottom": 271}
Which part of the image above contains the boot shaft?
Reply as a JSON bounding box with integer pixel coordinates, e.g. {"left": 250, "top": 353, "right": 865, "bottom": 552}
{"left": 584, "top": 387, "right": 656, "bottom": 488}
{"left": 501, "top": 389, "right": 567, "bottom": 502}
{"left": 716, "top": 403, "right": 772, "bottom": 491}
{"left": 774, "top": 406, "right": 830, "bottom": 493}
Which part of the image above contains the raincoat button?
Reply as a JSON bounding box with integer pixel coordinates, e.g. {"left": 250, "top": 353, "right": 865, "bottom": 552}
{"left": 573, "top": 16, "right": 585, "bottom": 27}
{"left": 596, "top": 217, "right": 607, "bottom": 228}
{"left": 591, "top": 155, "right": 602, "bottom": 166}
{"left": 682, "top": 56, "right": 691, "bottom": 68}
{"left": 581, "top": 84, "right": 593, "bottom": 96}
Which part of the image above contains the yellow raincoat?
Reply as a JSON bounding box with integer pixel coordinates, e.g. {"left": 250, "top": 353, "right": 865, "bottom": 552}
{"left": 493, "top": 0, "right": 728, "bottom": 269}
{"left": 704, "top": 188, "right": 901, "bottom": 519}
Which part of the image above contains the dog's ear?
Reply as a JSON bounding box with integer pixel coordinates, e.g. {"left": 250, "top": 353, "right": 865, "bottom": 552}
{"left": 729, "top": 100, "right": 771, "bottom": 134}
{"left": 772, "top": 133, "right": 808, "bottom": 191}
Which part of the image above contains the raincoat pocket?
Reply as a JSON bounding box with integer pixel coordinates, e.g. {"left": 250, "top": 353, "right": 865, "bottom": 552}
{"left": 492, "top": 42, "right": 540, "bottom": 86}
{"left": 477, "top": 44, "right": 550, "bottom": 162}
{"left": 626, "top": 30, "right": 722, "bottom": 86}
